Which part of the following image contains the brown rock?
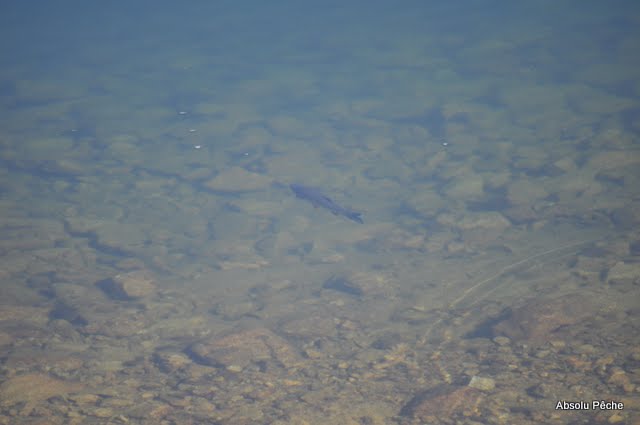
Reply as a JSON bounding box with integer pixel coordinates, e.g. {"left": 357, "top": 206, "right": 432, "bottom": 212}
{"left": 113, "top": 270, "right": 156, "bottom": 298}
{"left": 188, "top": 327, "right": 302, "bottom": 369}
{"left": 100, "top": 270, "right": 157, "bottom": 299}
{"left": 0, "top": 373, "right": 84, "bottom": 407}
{"left": 493, "top": 294, "right": 596, "bottom": 345}
{"left": 154, "top": 350, "right": 192, "bottom": 373}
{"left": 607, "top": 262, "right": 640, "bottom": 286}
{"left": 400, "top": 385, "right": 483, "bottom": 419}
{"left": 84, "top": 310, "right": 153, "bottom": 337}
{"left": 323, "top": 271, "right": 394, "bottom": 297}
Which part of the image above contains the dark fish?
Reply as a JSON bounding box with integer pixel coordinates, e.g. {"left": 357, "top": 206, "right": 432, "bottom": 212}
{"left": 290, "top": 184, "right": 363, "bottom": 224}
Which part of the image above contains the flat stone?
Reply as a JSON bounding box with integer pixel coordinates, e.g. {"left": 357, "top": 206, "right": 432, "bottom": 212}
{"left": 66, "top": 218, "right": 146, "bottom": 256}
{"left": 187, "top": 327, "right": 302, "bottom": 369}
{"left": 607, "top": 262, "right": 640, "bottom": 286}
{"left": 110, "top": 270, "right": 157, "bottom": 299}
{"left": 153, "top": 350, "right": 192, "bottom": 373}
{"left": 0, "top": 218, "right": 65, "bottom": 253}
{"left": 503, "top": 205, "right": 539, "bottom": 224}
{"left": 0, "top": 305, "right": 49, "bottom": 325}
{"left": 493, "top": 294, "right": 596, "bottom": 345}
{"left": 457, "top": 212, "right": 511, "bottom": 231}
{"left": 507, "top": 179, "right": 549, "bottom": 206}
{"left": 323, "top": 271, "right": 394, "bottom": 297}
{"left": 445, "top": 175, "right": 485, "bottom": 201}
{"left": 400, "top": 385, "right": 483, "bottom": 419}
{"left": 93, "top": 222, "right": 146, "bottom": 254}
{"left": 468, "top": 376, "right": 495, "bottom": 391}
{"left": 204, "top": 166, "right": 272, "bottom": 193}
{"left": 587, "top": 150, "right": 640, "bottom": 171}
{"left": 0, "top": 373, "right": 84, "bottom": 407}
{"left": 84, "top": 310, "right": 154, "bottom": 338}
{"left": 211, "top": 299, "right": 261, "bottom": 320}
{"left": 493, "top": 336, "right": 511, "bottom": 346}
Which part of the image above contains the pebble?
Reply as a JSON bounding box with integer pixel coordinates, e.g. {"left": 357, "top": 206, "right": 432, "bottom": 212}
{"left": 493, "top": 336, "right": 511, "bottom": 346}
{"left": 468, "top": 376, "right": 495, "bottom": 391}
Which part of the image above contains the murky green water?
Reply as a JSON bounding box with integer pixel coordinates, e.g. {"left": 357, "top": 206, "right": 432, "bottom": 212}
{"left": 0, "top": 1, "right": 638, "bottom": 424}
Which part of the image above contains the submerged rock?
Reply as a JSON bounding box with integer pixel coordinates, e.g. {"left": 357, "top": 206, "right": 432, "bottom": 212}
{"left": 323, "top": 271, "right": 394, "bottom": 297}
{"left": 187, "top": 327, "right": 302, "bottom": 370}
{"left": 492, "top": 294, "right": 598, "bottom": 345}
{"left": 0, "top": 373, "right": 84, "bottom": 408}
{"left": 606, "top": 262, "right": 640, "bottom": 286}
{"left": 98, "top": 270, "right": 157, "bottom": 300}
{"left": 400, "top": 384, "right": 483, "bottom": 420}
{"left": 203, "top": 166, "right": 272, "bottom": 193}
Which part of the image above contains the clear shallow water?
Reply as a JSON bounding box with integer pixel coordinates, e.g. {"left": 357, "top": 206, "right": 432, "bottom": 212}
{"left": 0, "top": 1, "right": 639, "bottom": 423}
